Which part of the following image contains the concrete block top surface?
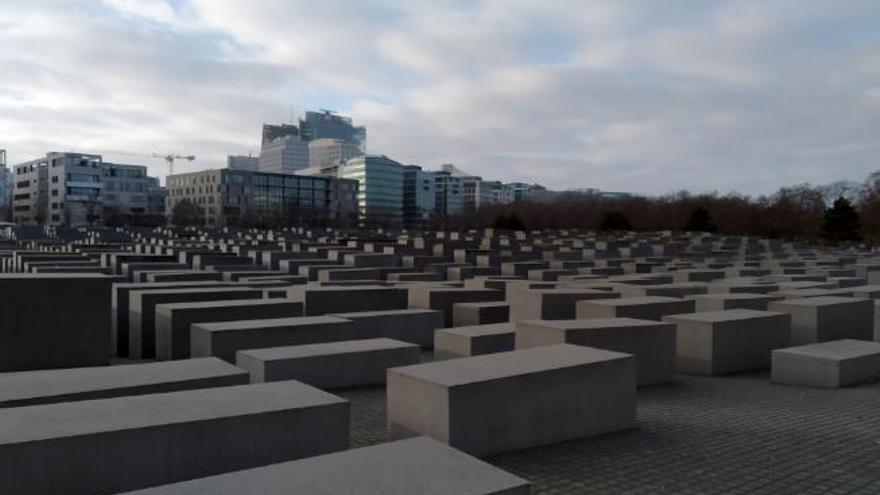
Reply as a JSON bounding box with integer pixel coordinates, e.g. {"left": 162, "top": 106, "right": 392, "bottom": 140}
{"left": 774, "top": 339, "right": 880, "bottom": 359}
{"left": 520, "top": 317, "right": 671, "bottom": 330}
{"left": 0, "top": 358, "right": 245, "bottom": 403}
{"left": 157, "top": 299, "right": 299, "bottom": 311}
{"left": 121, "top": 437, "right": 529, "bottom": 494}
{"left": 0, "top": 273, "right": 108, "bottom": 280}
{"left": 237, "top": 338, "right": 417, "bottom": 360}
{"left": 391, "top": 344, "right": 631, "bottom": 387}
{"left": 0, "top": 380, "right": 346, "bottom": 445}
{"left": 440, "top": 323, "right": 515, "bottom": 337}
{"left": 331, "top": 309, "right": 439, "bottom": 318}
{"left": 585, "top": 296, "right": 683, "bottom": 306}
{"left": 770, "top": 296, "right": 869, "bottom": 308}
{"left": 664, "top": 308, "right": 785, "bottom": 323}
{"left": 692, "top": 293, "right": 778, "bottom": 301}
{"left": 193, "top": 315, "right": 351, "bottom": 332}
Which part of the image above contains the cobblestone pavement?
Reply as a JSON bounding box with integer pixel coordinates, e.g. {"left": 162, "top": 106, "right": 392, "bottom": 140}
{"left": 338, "top": 370, "right": 880, "bottom": 494}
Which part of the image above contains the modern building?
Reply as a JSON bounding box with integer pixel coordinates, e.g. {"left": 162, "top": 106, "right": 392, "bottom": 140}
{"left": 300, "top": 110, "right": 366, "bottom": 152}
{"left": 258, "top": 124, "right": 310, "bottom": 174}
{"left": 165, "top": 168, "right": 358, "bottom": 227}
{"left": 0, "top": 149, "right": 11, "bottom": 220}
{"left": 309, "top": 138, "right": 362, "bottom": 169}
{"left": 227, "top": 155, "right": 259, "bottom": 171}
{"left": 439, "top": 163, "right": 486, "bottom": 211}
{"left": 434, "top": 170, "right": 464, "bottom": 218}
{"left": 338, "top": 155, "right": 404, "bottom": 224}
{"left": 403, "top": 165, "right": 436, "bottom": 226}
{"left": 12, "top": 152, "right": 164, "bottom": 226}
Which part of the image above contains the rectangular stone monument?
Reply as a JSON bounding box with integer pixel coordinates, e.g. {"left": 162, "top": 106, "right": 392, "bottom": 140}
{"left": 515, "top": 318, "right": 676, "bottom": 385}
{"left": 0, "top": 274, "right": 111, "bottom": 371}
{"left": 118, "top": 437, "right": 529, "bottom": 495}
{"left": 0, "top": 357, "right": 248, "bottom": 407}
{"left": 0, "top": 381, "right": 349, "bottom": 495}
{"left": 768, "top": 296, "right": 873, "bottom": 345}
{"left": 664, "top": 309, "right": 791, "bottom": 375}
{"left": 452, "top": 301, "right": 510, "bottom": 326}
{"left": 129, "top": 287, "right": 264, "bottom": 359}
{"left": 434, "top": 323, "right": 516, "bottom": 359}
{"left": 772, "top": 339, "right": 880, "bottom": 388}
{"left": 329, "top": 309, "right": 443, "bottom": 348}
{"left": 155, "top": 299, "right": 304, "bottom": 360}
{"left": 190, "top": 316, "right": 357, "bottom": 362}
{"left": 387, "top": 344, "right": 636, "bottom": 457}
{"left": 236, "top": 338, "right": 420, "bottom": 387}
{"left": 577, "top": 296, "right": 694, "bottom": 321}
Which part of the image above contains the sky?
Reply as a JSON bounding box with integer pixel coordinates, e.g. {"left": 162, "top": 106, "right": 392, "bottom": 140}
{"left": 1, "top": 0, "right": 879, "bottom": 196}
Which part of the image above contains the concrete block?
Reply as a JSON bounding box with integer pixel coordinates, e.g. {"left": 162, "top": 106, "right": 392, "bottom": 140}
{"left": 288, "top": 285, "right": 409, "bottom": 316}
{"left": 0, "top": 357, "right": 248, "bottom": 407}
{"left": 768, "top": 296, "right": 874, "bottom": 345}
{"left": 190, "top": 316, "right": 357, "bottom": 362}
{"left": 664, "top": 309, "right": 791, "bottom": 375}
{"left": 129, "top": 287, "right": 264, "bottom": 359}
{"left": 508, "top": 287, "right": 620, "bottom": 321}
{"left": 691, "top": 293, "right": 782, "bottom": 312}
{"left": 453, "top": 301, "right": 510, "bottom": 327}
{"left": 0, "top": 274, "right": 111, "bottom": 371}
{"left": 330, "top": 309, "right": 443, "bottom": 348}
{"left": 434, "top": 323, "right": 515, "bottom": 359}
{"left": 577, "top": 296, "right": 694, "bottom": 321}
{"left": 155, "top": 299, "right": 304, "bottom": 360}
{"left": 408, "top": 287, "right": 504, "bottom": 327}
{"left": 772, "top": 339, "right": 880, "bottom": 388}
{"left": 515, "top": 318, "right": 676, "bottom": 385}
{"left": 0, "top": 381, "right": 349, "bottom": 495}
{"left": 236, "top": 338, "right": 420, "bottom": 387}
{"left": 388, "top": 344, "right": 636, "bottom": 457}
{"left": 119, "top": 437, "right": 529, "bottom": 495}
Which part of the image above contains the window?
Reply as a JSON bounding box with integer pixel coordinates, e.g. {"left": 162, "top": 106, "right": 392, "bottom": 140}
{"left": 51, "top": 176, "right": 59, "bottom": 183}
{"left": 51, "top": 189, "right": 58, "bottom": 197}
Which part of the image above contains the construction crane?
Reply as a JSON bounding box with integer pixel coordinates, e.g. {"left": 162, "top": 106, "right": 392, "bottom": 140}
{"left": 152, "top": 153, "right": 195, "bottom": 176}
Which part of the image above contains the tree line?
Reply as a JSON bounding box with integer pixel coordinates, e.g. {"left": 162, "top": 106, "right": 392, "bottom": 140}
{"left": 458, "top": 172, "right": 880, "bottom": 245}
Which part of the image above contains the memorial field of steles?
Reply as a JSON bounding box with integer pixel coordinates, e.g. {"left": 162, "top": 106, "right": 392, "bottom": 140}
{"left": 1, "top": 225, "right": 880, "bottom": 494}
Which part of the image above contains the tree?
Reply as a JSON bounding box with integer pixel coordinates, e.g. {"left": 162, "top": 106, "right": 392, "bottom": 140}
{"left": 599, "top": 210, "right": 632, "bottom": 232}
{"left": 821, "top": 197, "right": 862, "bottom": 243}
{"left": 171, "top": 199, "right": 203, "bottom": 226}
{"left": 490, "top": 213, "right": 525, "bottom": 231}
{"left": 684, "top": 205, "right": 717, "bottom": 233}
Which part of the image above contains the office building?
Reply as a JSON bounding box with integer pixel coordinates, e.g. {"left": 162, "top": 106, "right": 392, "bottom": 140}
{"left": 0, "top": 149, "right": 11, "bottom": 220}
{"left": 309, "top": 138, "right": 362, "bottom": 169}
{"left": 435, "top": 169, "right": 464, "bottom": 217}
{"left": 338, "top": 155, "right": 404, "bottom": 224}
{"left": 227, "top": 155, "right": 259, "bottom": 171}
{"left": 403, "top": 165, "right": 436, "bottom": 226}
{"left": 258, "top": 124, "right": 310, "bottom": 174}
{"left": 165, "top": 168, "right": 358, "bottom": 227}
{"left": 12, "top": 152, "right": 164, "bottom": 226}
{"left": 300, "top": 110, "right": 366, "bottom": 151}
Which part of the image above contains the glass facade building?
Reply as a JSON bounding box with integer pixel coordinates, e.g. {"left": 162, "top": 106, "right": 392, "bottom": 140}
{"left": 338, "top": 155, "right": 404, "bottom": 223}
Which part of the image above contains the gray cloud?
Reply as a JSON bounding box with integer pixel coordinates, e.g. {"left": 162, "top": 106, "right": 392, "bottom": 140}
{"left": 1, "top": 0, "right": 879, "bottom": 194}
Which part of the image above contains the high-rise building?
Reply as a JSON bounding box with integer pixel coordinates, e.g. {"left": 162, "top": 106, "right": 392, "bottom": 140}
{"left": 300, "top": 110, "right": 366, "bottom": 151}
{"left": 258, "top": 124, "right": 310, "bottom": 174}
{"left": 403, "top": 165, "right": 436, "bottom": 226}
{"left": 12, "top": 152, "right": 162, "bottom": 226}
{"left": 435, "top": 170, "right": 464, "bottom": 217}
{"left": 165, "top": 168, "right": 358, "bottom": 227}
{"left": 227, "top": 155, "right": 259, "bottom": 171}
{"left": 309, "top": 138, "right": 363, "bottom": 169}
{"left": 338, "top": 155, "right": 404, "bottom": 224}
{"left": 0, "top": 149, "right": 11, "bottom": 220}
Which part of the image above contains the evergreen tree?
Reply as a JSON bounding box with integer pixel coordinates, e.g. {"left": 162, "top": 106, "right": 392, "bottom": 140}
{"left": 821, "top": 197, "right": 862, "bottom": 243}
{"left": 599, "top": 210, "right": 632, "bottom": 232}
{"left": 684, "top": 205, "right": 717, "bottom": 233}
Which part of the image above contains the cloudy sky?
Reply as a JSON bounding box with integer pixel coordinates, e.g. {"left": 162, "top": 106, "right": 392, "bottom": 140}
{"left": 1, "top": 0, "right": 879, "bottom": 195}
